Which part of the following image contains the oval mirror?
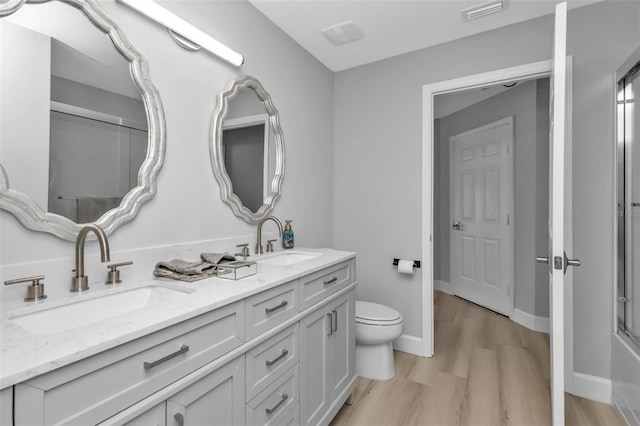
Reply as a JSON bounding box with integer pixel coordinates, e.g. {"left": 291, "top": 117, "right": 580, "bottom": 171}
{"left": 210, "top": 76, "right": 285, "bottom": 223}
{"left": 0, "top": 0, "right": 165, "bottom": 240}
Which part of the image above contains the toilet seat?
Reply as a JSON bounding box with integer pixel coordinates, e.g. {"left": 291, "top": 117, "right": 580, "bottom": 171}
{"left": 356, "top": 301, "right": 403, "bottom": 326}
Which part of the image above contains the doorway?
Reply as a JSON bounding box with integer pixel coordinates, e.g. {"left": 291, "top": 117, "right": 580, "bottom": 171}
{"left": 448, "top": 117, "right": 515, "bottom": 316}
{"left": 421, "top": 58, "right": 575, "bottom": 397}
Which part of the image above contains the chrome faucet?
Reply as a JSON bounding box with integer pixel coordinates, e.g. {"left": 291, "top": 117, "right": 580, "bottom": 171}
{"left": 71, "top": 224, "right": 111, "bottom": 292}
{"left": 256, "top": 216, "right": 283, "bottom": 254}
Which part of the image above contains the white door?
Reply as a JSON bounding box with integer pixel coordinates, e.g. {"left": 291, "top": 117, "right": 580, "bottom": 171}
{"left": 537, "top": 3, "right": 578, "bottom": 424}
{"left": 450, "top": 117, "right": 514, "bottom": 316}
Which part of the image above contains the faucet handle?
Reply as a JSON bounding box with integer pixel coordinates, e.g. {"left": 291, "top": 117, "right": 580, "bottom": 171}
{"left": 5, "top": 275, "right": 47, "bottom": 302}
{"left": 266, "top": 239, "right": 277, "bottom": 253}
{"left": 105, "top": 261, "right": 133, "bottom": 285}
{"left": 235, "top": 243, "right": 250, "bottom": 258}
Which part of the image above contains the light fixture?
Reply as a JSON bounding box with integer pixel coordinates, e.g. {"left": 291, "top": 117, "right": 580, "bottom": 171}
{"left": 117, "top": 0, "right": 244, "bottom": 66}
{"left": 461, "top": 0, "right": 508, "bottom": 21}
{"left": 321, "top": 21, "right": 364, "bottom": 46}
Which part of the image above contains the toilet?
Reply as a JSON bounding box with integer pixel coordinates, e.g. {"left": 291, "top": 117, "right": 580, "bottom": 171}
{"left": 355, "top": 301, "right": 404, "bottom": 381}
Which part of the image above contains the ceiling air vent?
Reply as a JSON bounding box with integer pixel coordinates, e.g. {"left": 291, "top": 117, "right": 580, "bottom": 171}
{"left": 462, "top": 0, "right": 508, "bottom": 21}
{"left": 321, "top": 21, "right": 364, "bottom": 46}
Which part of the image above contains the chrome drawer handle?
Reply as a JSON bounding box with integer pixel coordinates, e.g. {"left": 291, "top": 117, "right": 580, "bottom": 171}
{"left": 265, "top": 300, "right": 288, "bottom": 314}
{"left": 265, "top": 393, "right": 288, "bottom": 415}
{"left": 332, "top": 310, "right": 338, "bottom": 333}
{"left": 327, "top": 313, "right": 333, "bottom": 335}
{"left": 265, "top": 349, "right": 289, "bottom": 367}
{"left": 323, "top": 276, "right": 338, "bottom": 286}
{"left": 143, "top": 345, "right": 189, "bottom": 370}
{"left": 174, "top": 413, "right": 184, "bottom": 426}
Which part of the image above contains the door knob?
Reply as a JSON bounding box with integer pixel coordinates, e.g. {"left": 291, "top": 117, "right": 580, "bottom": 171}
{"left": 536, "top": 252, "right": 580, "bottom": 275}
{"left": 452, "top": 221, "right": 461, "bottom": 230}
{"left": 563, "top": 251, "right": 581, "bottom": 274}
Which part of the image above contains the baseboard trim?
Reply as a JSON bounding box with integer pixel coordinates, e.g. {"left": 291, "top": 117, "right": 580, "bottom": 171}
{"left": 434, "top": 280, "right": 454, "bottom": 295}
{"left": 393, "top": 334, "right": 423, "bottom": 356}
{"left": 511, "top": 308, "right": 550, "bottom": 334}
{"left": 571, "top": 372, "right": 612, "bottom": 404}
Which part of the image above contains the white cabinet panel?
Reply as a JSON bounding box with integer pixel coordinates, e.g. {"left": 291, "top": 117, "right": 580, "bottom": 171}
{"left": 246, "top": 280, "right": 298, "bottom": 340}
{"left": 123, "top": 403, "right": 166, "bottom": 426}
{"left": 246, "top": 365, "right": 298, "bottom": 426}
{"left": 246, "top": 324, "right": 299, "bottom": 401}
{"left": 167, "top": 356, "right": 245, "bottom": 426}
{"left": 300, "top": 290, "right": 355, "bottom": 425}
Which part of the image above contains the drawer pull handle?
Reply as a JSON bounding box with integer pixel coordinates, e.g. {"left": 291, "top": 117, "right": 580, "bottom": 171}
{"left": 143, "top": 345, "right": 189, "bottom": 370}
{"left": 332, "top": 309, "right": 338, "bottom": 333}
{"left": 174, "top": 413, "right": 184, "bottom": 426}
{"left": 265, "top": 393, "right": 288, "bottom": 415}
{"left": 327, "top": 313, "right": 333, "bottom": 335}
{"left": 323, "top": 276, "right": 338, "bottom": 286}
{"left": 265, "top": 300, "right": 288, "bottom": 314}
{"left": 266, "top": 349, "right": 289, "bottom": 367}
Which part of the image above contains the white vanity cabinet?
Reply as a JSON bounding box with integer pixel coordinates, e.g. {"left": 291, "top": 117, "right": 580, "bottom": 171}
{"left": 9, "top": 254, "right": 357, "bottom": 426}
{"left": 300, "top": 292, "right": 355, "bottom": 425}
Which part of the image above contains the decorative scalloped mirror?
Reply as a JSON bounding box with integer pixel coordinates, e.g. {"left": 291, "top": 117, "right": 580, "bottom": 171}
{"left": 210, "top": 76, "right": 285, "bottom": 224}
{"left": 0, "top": 0, "right": 165, "bottom": 240}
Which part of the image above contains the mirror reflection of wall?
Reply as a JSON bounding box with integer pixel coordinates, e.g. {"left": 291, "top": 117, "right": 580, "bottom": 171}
{"left": 223, "top": 117, "right": 267, "bottom": 213}
{"left": 222, "top": 88, "right": 276, "bottom": 213}
{"left": 0, "top": 3, "right": 148, "bottom": 224}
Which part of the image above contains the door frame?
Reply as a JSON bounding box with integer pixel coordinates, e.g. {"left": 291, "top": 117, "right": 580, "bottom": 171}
{"left": 421, "top": 59, "right": 575, "bottom": 394}
{"left": 448, "top": 116, "right": 515, "bottom": 317}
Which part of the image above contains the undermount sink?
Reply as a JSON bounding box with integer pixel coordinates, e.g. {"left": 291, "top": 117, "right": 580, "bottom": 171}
{"left": 258, "top": 251, "right": 320, "bottom": 266}
{"left": 9, "top": 284, "right": 195, "bottom": 335}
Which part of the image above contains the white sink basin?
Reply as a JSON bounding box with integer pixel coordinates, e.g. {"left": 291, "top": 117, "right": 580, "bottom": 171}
{"left": 9, "top": 284, "right": 195, "bottom": 335}
{"left": 258, "top": 251, "right": 320, "bottom": 266}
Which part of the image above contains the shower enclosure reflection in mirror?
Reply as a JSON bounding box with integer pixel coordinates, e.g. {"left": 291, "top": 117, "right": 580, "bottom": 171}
{"left": 615, "top": 47, "right": 640, "bottom": 352}
{"left": 0, "top": 0, "right": 166, "bottom": 241}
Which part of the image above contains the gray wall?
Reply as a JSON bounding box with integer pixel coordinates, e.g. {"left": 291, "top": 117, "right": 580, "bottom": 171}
{"left": 1, "top": 1, "right": 334, "bottom": 271}
{"left": 434, "top": 79, "right": 550, "bottom": 318}
{"left": 334, "top": 1, "right": 640, "bottom": 379}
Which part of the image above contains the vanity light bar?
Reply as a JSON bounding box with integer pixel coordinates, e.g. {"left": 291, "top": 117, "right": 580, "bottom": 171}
{"left": 116, "top": 0, "right": 244, "bottom": 67}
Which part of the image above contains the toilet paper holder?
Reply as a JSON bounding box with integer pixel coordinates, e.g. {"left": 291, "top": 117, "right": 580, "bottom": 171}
{"left": 392, "top": 258, "right": 421, "bottom": 269}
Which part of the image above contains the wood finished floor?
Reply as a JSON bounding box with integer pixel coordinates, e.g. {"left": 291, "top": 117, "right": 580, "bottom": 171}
{"left": 330, "top": 291, "right": 625, "bottom": 426}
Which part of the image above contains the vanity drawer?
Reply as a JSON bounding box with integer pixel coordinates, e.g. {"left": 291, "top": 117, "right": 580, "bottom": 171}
{"left": 246, "top": 324, "right": 299, "bottom": 401}
{"left": 277, "top": 403, "right": 300, "bottom": 426}
{"left": 15, "top": 301, "right": 244, "bottom": 426}
{"left": 246, "top": 364, "right": 299, "bottom": 426}
{"left": 246, "top": 280, "right": 298, "bottom": 340}
{"left": 299, "top": 260, "right": 353, "bottom": 310}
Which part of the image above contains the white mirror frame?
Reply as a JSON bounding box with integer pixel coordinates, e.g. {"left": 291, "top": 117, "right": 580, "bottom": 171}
{"left": 210, "top": 75, "right": 285, "bottom": 224}
{"left": 0, "top": 0, "right": 166, "bottom": 240}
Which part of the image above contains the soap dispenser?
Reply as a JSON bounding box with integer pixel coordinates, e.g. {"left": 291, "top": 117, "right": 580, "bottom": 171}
{"left": 283, "top": 220, "right": 294, "bottom": 249}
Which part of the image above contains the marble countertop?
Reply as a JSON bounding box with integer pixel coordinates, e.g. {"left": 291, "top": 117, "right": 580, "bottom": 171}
{"left": 0, "top": 248, "right": 355, "bottom": 388}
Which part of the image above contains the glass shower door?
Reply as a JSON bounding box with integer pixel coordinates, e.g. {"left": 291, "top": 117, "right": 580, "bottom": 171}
{"left": 618, "top": 58, "right": 640, "bottom": 348}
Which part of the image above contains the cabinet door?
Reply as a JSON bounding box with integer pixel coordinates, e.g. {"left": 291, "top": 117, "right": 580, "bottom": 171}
{"left": 123, "top": 403, "right": 167, "bottom": 426}
{"left": 299, "top": 306, "right": 331, "bottom": 425}
{"left": 167, "top": 356, "right": 245, "bottom": 426}
{"left": 328, "top": 292, "right": 355, "bottom": 401}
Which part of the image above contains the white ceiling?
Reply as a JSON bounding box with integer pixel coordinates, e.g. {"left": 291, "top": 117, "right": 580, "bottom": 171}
{"left": 248, "top": 0, "right": 601, "bottom": 72}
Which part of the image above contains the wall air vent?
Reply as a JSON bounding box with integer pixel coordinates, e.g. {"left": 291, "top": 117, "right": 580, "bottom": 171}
{"left": 321, "top": 21, "right": 364, "bottom": 46}
{"left": 462, "top": 0, "right": 508, "bottom": 21}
